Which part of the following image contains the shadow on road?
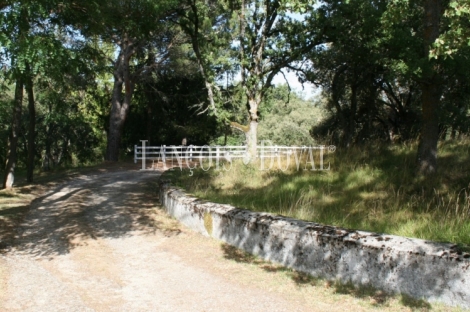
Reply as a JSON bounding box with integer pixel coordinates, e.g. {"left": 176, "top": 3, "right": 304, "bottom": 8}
{"left": 9, "top": 169, "right": 164, "bottom": 258}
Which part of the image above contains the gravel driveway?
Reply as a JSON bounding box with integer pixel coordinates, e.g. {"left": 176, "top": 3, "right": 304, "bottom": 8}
{"left": 0, "top": 168, "right": 320, "bottom": 311}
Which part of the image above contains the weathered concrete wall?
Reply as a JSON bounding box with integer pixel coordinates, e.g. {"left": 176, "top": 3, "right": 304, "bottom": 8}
{"left": 158, "top": 180, "right": 470, "bottom": 309}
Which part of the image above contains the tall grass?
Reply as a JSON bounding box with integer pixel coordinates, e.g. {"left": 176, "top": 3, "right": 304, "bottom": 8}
{"left": 164, "top": 140, "right": 470, "bottom": 247}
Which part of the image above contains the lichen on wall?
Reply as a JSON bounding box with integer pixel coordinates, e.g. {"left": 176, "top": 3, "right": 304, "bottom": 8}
{"left": 204, "top": 212, "right": 213, "bottom": 236}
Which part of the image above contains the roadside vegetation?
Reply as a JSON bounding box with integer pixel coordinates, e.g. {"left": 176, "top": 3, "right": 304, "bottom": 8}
{"left": 164, "top": 139, "right": 470, "bottom": 247}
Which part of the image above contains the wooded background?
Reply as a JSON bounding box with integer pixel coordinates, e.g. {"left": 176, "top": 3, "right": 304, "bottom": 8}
{"left": 1, "top": 0, "right": 469, "bottom": 188}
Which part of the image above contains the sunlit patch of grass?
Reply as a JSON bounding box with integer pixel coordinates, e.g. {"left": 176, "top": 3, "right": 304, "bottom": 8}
{"left": 164, "top": 140, "right": 470, "bottom": 246}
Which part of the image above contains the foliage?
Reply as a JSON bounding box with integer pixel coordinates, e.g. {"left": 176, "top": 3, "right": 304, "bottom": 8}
{"left": 258, "top": 85, "right": 324, "bottom": 146}
{"left": 123, "top": 71, "right": 219, "bottom": 150}
{"left": 431, "top": 0, "right": 470, "bottom": 58}
{"left": 0, "top": 0, "right": 109, "bottom": 177}
{"left": 300, "top": 0, "right": 470, "bottom": 175}
{"left": 1, "top": 0, "right": 470, "bottom": 184}
{"left": 33, "top": 80, "right": 106, "bottom": 169}
{"left": 175, "top": 0, "right": 237, "bottom": 118}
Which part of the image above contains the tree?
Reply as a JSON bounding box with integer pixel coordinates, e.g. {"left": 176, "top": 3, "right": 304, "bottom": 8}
{"left": 65, "top": 0, "right": 178, "bottom": 161}
{"left": 1, "top": 0, "right": 108, "bottom": 186}
{"left": 302, "top": 0, "right": 470, "bottom": 176}
{"left": 175, "top": 0, "right": 234, "bottom": 117}
{"left": 416, "top": 0, "right": 443, "bottom": 174}
{"left": 177, "top": 0, "right": 321, "bottom": 158}
{"left": 302, "top": 0, "right": 412, "bottom": 146}
{"left": 258, "top": 85, "right": 324, "bottom": 145}
{"left": 431, "top": 0, "right": 470, "bottom": 58}
{"left": 233, "top": 0, "right": 320, "bottom": 158}
{"left": 24, "top": 62, "right": 34, "bottom": 182}
{"left": 1, "top": 3, "right": 29, "bottom": 188}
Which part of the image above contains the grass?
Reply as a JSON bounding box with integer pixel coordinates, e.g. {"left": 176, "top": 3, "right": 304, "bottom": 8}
{"left": 163, "top": 140, "right": 470, "bottom": 247}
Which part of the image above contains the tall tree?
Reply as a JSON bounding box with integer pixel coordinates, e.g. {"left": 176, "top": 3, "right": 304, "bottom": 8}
{"left": 98, "top": 0, "right": 178, "bottom": 161}
{"left": 431, "top": 0, "right": 470, "bottom": 58}
{"left": 302, "top": 0, "right": 397, "bottom": 146}
{"left": 60, "top": 0, "right": 179, "bottom": 161}
{"left": 176, "top": 0, "right": 233, "bottom": 116}
{"left": 233, "top": 0, "right": 320, "bottom": 158}
{"left": 25, "top": 62, "right": 35, "bottom": 182}
{"left": 302, "top": 0, "right": 470, "bottom": 176}
{"left": 2, "top": 3, "right": 29, "bottom": 188}
{"left": 177, "top": 0, "right": 320, "bottom": 158}
{"left": 4, "top": 77, "right": 23, "bottom": 188}
{"left": 1, "top": 0, "right": 106, "bottom": 185}
{"left": 417, "top": 0, "right": 443, "bottom": 174}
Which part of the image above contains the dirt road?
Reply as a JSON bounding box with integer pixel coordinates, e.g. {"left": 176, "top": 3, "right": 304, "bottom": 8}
{"left": 0, "top": 167, "right": 321, "bottom": 311}
{"left": 0, "top": 166, "right": 428, "bottom": 312}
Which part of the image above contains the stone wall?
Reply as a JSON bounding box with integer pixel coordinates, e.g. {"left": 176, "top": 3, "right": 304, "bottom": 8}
{"left": 158, "top": 180, "right": 470, "bottom": 309}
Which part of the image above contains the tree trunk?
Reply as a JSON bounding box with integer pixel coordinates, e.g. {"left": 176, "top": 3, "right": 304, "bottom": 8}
{"left": 246, "top": 120, "right": 258, "bottom": 160}
{"left": 3, "top": 77, "right": 24, "bottom": 189}
{"left": 417, "top": 0, "right": 442, "bottom": 174}
{"left": 42, "top": 128, "right": 52, "bottom": 171}
{"left": 25, "top": 65, "right": 35, "bottom": 182}
{"left": 106, "top": 73, "right": 124, "bottom": 161}
{"left": 330, "top": 65, "right": 348, "bottom": 146}
{"left": 145, "top": 87, "right": 153, "bottom": 142}
{"left": 245, "top": 96, "right": 259, "bottom": 159}
{"left": 237, "top": 0, "right": 259, "bottom": 160}
{"left": 343, "top": 84, "right": 358, "bottom": 147}
{"left": 418, "top": 83, "right": 440, "bottom": 173}
{"left": 105, "top": 40, "right": 134, "bottom": 161}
